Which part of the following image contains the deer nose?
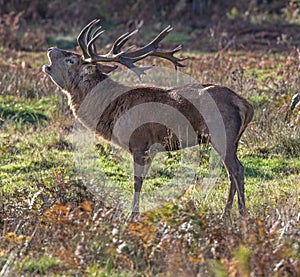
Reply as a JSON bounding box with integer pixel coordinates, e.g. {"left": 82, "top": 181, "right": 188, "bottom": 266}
{"left": 48, "top": 47, "right": 62, "bottom": 53}
{"left": 47, "top": 47, "right": 64, "bottom": 58}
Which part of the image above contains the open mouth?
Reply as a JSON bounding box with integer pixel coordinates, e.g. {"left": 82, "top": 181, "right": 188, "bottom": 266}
{"left": 42, "top": 64, "right": 51, "bottom": 74}
{"left": 42, "top": 49, "right": 53, "bottom": 74}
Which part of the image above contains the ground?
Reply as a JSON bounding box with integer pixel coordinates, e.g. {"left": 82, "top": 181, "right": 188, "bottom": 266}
{"left": 0, "top": 47, "right": 299, "bottom": 276}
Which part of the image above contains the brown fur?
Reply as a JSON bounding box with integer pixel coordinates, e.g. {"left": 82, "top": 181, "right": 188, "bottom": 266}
{"left": 43, "top": 47, "right": 254, "bottom": 218}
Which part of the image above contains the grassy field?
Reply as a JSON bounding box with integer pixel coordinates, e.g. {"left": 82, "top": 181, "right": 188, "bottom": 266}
{"left": 0, "top": 48, "right": 299, "bottom": 276}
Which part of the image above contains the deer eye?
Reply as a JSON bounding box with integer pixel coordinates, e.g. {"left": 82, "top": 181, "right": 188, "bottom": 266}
{"left": 65, "top": 58, "right": 74, "bottom": 65}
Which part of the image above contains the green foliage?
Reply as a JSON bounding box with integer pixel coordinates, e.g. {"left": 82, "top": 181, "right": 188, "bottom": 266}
{"left": 0, "top": 96, "right": 49, "bottom": 126}
{"left": 227, "top": 6, "right": 239, "bottom": 20}
{"left": 18, "top": 256, "right": 60, "bottom": 275}
{"left": 0, "top": 42, "right": 300, "bottom": 276}
{"left": 234, "top": 245, "right": 251, "bottom": 277}
{"left": 209, "top": 260, "right": 228, "bottom": 277}
{"left": 243, "top": 155, "right": 300, "bottom": 179}
{"left": 249, "top": 94, "right": 272, "bottom": 108}
{"left": 86, "top": 263, "right": 134, "bottom": 277}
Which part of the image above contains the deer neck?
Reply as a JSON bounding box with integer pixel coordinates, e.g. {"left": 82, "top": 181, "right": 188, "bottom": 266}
{"left": 66, "top": 74, "right": 128, "bottom": 118}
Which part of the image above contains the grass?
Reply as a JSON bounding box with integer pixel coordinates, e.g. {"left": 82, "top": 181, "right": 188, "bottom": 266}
{"left": 0, "top": 49, "right": 299, "bottom": 276}
{"left": 17, "top": 256, "right": 61, "bottom": 275}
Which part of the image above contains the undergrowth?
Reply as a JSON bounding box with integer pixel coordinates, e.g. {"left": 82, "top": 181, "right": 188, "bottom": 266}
{"left": 0, "top": 48, "right": 299, "bottom": 276}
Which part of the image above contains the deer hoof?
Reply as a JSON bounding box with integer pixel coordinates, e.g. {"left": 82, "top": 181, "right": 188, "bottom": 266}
{"left": 128, "top": 211, "right": 140, "bottom": 221}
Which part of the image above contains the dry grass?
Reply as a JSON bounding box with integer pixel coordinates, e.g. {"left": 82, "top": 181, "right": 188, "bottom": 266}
{"left": 0, "top": 47, "right": 299, "bottom": 276}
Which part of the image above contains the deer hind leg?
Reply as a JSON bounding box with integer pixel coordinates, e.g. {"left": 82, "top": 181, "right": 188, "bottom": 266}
{"left": 222, "top": 153, "right": 246, "bottom": 217}
{"left": 130, "top": 151, "right": 153, "bottom": 219}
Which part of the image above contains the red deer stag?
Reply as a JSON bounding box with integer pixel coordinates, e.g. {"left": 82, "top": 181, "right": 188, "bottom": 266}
{"left": 43, "top": 19, "right": 253, "bottom": 218}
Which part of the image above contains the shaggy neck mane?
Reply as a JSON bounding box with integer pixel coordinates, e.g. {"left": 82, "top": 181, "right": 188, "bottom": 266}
{"left": 65, "top": 71, "right": 111, "bottom": 115}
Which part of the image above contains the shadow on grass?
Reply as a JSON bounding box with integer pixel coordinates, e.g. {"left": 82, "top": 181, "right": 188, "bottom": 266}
{"left": 0, "top": 106, "right": 48, "bottom": 125}
{"left": 244, "top": 166, "right": 273, "bottom": 180}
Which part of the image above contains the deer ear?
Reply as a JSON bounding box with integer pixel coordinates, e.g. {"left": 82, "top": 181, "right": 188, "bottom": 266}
{"left": 96, "top": 63, "right": 118, "bottom": 74}
{"left": 81, "top": 64, "right": 97, "bottom": 76}
{"left": 80, "top": 64, "right": 97, "bottom": 82}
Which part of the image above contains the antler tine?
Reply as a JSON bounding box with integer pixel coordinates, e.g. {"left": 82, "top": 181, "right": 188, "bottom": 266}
{"left": 77, "top": 19, "right": 99, "bottom": 59}
{"left": 151, "top": 45, "right": 187, "bottom": 69}
{"left": 86, "top": 20, "right": 100, "bottom": 42}
{"left": 86, "top": 20, "right": 102, "bottom": 54}
{"left": 109, "top": 32, "right": 130, "bottom": 54}
{"left": 86, "top": 29, "right": 140, "bottom": 62}
{"left": 124, "top": 25, "right": 173, "bottom": 58}
{"left": 86, "top": 30, "right": 106, "bottom": 61}
{"left": 112, "top": 29, "right": 138, "bottom": 54}
{"left": 89, "top": 25, "right": 104, "bottom": 55}
{"left": 118, "top": 25, "right": 186, "bottom": 69}
{"left": 92, "top": 26, "right": 104, "bottom": 39}
{"left": 78, "top": 20, "right": 186, "bottom": 76}
{"left": 120, "top": 25, "right": 186, "bottom": 69}
{"left": 86, "top": 28, "right": 137, "bottom": 62}
{"left": 119, "top": 53, "right": 155, "bottom": 76}
{"left": 148, "top": 25, "right": 173, "bottom": 47}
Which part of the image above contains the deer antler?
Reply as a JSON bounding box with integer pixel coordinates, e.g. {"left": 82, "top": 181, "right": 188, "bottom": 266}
{"left": 77, "top": 19, "right": 186, "bottom": 75}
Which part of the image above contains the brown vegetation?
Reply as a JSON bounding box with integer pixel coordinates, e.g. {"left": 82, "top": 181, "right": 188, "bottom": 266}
{"left": 0, "top": 0, "right": 299, "bottom": 51}
{"left": 0, "top": 1, "right": 299, "bottom": 276}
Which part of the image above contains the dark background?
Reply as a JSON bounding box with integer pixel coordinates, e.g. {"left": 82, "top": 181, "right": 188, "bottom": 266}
{"left": 0, "top": 0, "right": 299, "bottom": 52}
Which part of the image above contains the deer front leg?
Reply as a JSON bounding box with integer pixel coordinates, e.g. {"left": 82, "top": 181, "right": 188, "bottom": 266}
{"left": 130, "top": 152, "right": 153, "bottom": 219}
{"left": 131, "top": 175, "right": 143, "bottom": 217}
